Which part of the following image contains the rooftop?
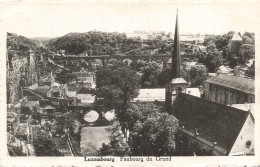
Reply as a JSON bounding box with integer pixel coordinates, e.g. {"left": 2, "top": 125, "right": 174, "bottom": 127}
{"left": 231, "top": 32, "right": 242, "bottom": 41}
{"left": 170, "top": 78, "right": 188, "bottom": 84}
{"left": 133, "top": 88, "right": 165, "bottom": 102}
{"left": 230, "top": 103, "right": 255, "bottom": 117}
{"left": 206, "top": 74, "right": 254, "bottom": 95}
{"left": 30, "top": 85, "right": 50, "bottom": 97}
{"left": 172, "top": 93, "right": 249, "bottom": 155}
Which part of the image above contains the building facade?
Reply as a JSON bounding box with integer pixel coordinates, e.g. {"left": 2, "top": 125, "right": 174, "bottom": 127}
{"left": 204, "top": 74, "right": 255, "bottom": 105}
{"left": 172, "top": 93, "right": 254, "bottom": 156}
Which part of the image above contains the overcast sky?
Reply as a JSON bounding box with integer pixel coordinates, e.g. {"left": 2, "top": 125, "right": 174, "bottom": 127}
{"left": 1, "top": 1, "right": 259, "bottom": 38}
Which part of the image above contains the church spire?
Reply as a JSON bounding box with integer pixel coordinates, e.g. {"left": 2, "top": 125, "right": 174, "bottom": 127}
{"left": 172, "top": 9, "right": 181, "bottom": 78}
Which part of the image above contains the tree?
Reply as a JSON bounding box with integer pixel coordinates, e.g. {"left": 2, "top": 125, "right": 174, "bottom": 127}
{"left": 239, "top": 44, "right": 255, "bottom": 64}
{"left": 158, "top": 68, "right": 172, "bottom": 87}
{"left": 246, "top": 60, "right": 255, "bottom": 79}
{"left": 206, "top": 43, "right": 217, "bottom": 51}
{"left": 229, "top": 54, "right": 240, "bottom": 69}
{"left": 98, "top": 121, "right": 130, "bottom": 156}
{"left": 55, "top": 70, "right": 75, "bottom": 84}
{"left": 140, "top": 61, "right": 162, "bottom": 88}
{"left": 129, "top": 103, "right": 179, "bottom": 156}
{"left": 241, "top": 32, "right": 255, "bottom": 45}
{"left": 186, "top": 66, "right": 207, "bottom": 87}
{"left": 198, "top": 50, "right": 223, "bottom": 72}
{"left": 33, "top": 132, "right": 62, "bottom": 156}
{"left": 94, "top": 66, "right": 140, "bottom": 133}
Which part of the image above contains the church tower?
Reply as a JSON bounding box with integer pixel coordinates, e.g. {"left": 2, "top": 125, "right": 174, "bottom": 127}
{"left": 165, "top": 9, "right": 188, "bottom": 113}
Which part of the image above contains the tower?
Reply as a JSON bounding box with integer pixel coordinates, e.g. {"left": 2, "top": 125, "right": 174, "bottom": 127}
{"left": 165, "top": 9, "right": 188, "bottom": 113}
{"left": 228, "top": 32, "right": 242, "bottom": 57}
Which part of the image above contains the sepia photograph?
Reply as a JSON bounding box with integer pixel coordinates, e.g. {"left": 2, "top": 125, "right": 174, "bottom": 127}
{"left": 0, "top": 0, "right": 258, "bottom": 162}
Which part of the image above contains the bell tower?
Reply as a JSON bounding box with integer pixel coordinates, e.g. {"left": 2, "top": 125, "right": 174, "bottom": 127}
{"left": 165, "top": 9, "right": 188, "bottom": 113}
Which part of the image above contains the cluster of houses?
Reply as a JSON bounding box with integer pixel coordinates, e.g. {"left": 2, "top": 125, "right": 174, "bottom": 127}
{"left": 7, "top": 11, "right": 255, "bottom": 156}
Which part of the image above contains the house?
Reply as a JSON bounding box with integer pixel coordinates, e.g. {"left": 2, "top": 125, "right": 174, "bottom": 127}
{"left": 172, "top": 93, "right": 254, "bottom": 156}
{"left": 67, "top": 72, "right": 95, "bottom": 89}
{"left": 217, "top": 65, "right": 233, "bottom": 74}
{"left": 204, "top": 74, "right": 255, "bottom": 105}
{"left": 25, "top": 82, "right": 67, "bottom": 99}
{"left": 132, "top": 87, "right": 200, "bottom": 103}
{"left": 132, "top": 89, "right": 166, "bottom": 102}
{"left": 76, "top": 93, "right": 95, "bottom": 104}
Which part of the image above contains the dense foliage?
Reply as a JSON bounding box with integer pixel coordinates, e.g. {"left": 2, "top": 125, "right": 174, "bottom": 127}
{"left": 186, "top": 66, "right": 207, "bottom": 87}
{"left": 130, "top": 103, "right": 178, "bottom": 156}
{"left": 47, "top": 31, "right": 143, "bottom": 55}
{"left": 33, "top": 132, "right": 62, "bottom": 156}
{"left": 94, "top": 66, "right": 140, "bottom": 133}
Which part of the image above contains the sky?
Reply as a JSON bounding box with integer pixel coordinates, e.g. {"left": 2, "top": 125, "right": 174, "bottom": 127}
{"left": 0, "top": 0, "right": 259, "bottom": 38}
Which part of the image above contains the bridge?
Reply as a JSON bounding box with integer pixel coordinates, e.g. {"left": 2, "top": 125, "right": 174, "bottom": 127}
{"left": 47, "top": 53, "right": 192, "bottom": 67}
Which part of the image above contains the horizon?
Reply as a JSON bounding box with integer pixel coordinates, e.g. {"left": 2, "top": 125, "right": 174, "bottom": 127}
{"left": 9, "top": 30, "right": 255, "bottom": 40}
{"left": 1, "top": 1, "right": 259, "bottom": 38}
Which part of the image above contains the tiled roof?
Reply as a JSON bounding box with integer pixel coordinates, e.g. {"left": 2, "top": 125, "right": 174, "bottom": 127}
{"left": 29, "top": 85, "right": 50, "bottom": 97}
{"left": 172, "top": 93, "right": 249, "bottom": 155}
{"left": 206, "top": 74, "right": 254, "bottom": 95}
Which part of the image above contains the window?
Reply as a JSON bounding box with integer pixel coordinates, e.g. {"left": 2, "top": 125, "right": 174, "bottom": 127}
{"left": 245, "top": 141, "right": 251, "bottom": 148}
{"left": 177, "top": 87, "right": 182, "bottom": 94}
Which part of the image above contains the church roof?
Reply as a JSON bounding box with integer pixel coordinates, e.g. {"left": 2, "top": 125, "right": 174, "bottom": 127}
{"left": 231, "top": 32, "right": 242, "bottom": 41}
{"left": 170, "top": 78, "right": 188, "bottom": 84}
{"left": 206, "top": 74, "right": 254, "bottom": 95}
{"left": 172, "top": 93, "right": 249, "bottom": 155}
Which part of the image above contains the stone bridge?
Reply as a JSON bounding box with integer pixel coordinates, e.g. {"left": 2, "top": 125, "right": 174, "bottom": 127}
{"left": 48, "top": 54, "right": 192, "bottom": 67}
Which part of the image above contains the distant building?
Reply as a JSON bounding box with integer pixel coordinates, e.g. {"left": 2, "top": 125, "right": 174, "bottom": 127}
{"left": 204, "top": 74, "right": 255, "bottom": 105}
{"left": 228, "top": 32, "right": 242, "bottom": 56}
{"left": 67, "top": 72, "right": 96, "bottom": 89}
{"left": 192, "top": 45, "right": 206, "bottom": 53}
{"left": 132, "top": 88, "right": 200, "bottom": 103}
{"left": 172, "top": 93, "right": 254, "bottom": 156}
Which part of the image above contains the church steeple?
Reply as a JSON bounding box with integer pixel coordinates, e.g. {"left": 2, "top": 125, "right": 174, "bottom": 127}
{"left": 165, "top": 9, "right": 188, "bottom": 114}
{"left": 172, "top": 9, "right": 181, "bottom": 78}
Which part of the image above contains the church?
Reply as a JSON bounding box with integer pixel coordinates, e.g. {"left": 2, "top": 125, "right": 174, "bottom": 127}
{"left": 165, "top": 10, "right": 255, "bottom": 156}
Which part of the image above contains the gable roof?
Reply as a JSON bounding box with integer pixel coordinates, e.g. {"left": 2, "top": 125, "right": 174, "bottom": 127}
{"left": 206, "top": 74, "right": 254, "bottom": 95}
{"left": 32, "top": 85, "right": 50, "bottom": 97}
{"left": 172, "top": 93, "right": 249, "bottom": 155}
